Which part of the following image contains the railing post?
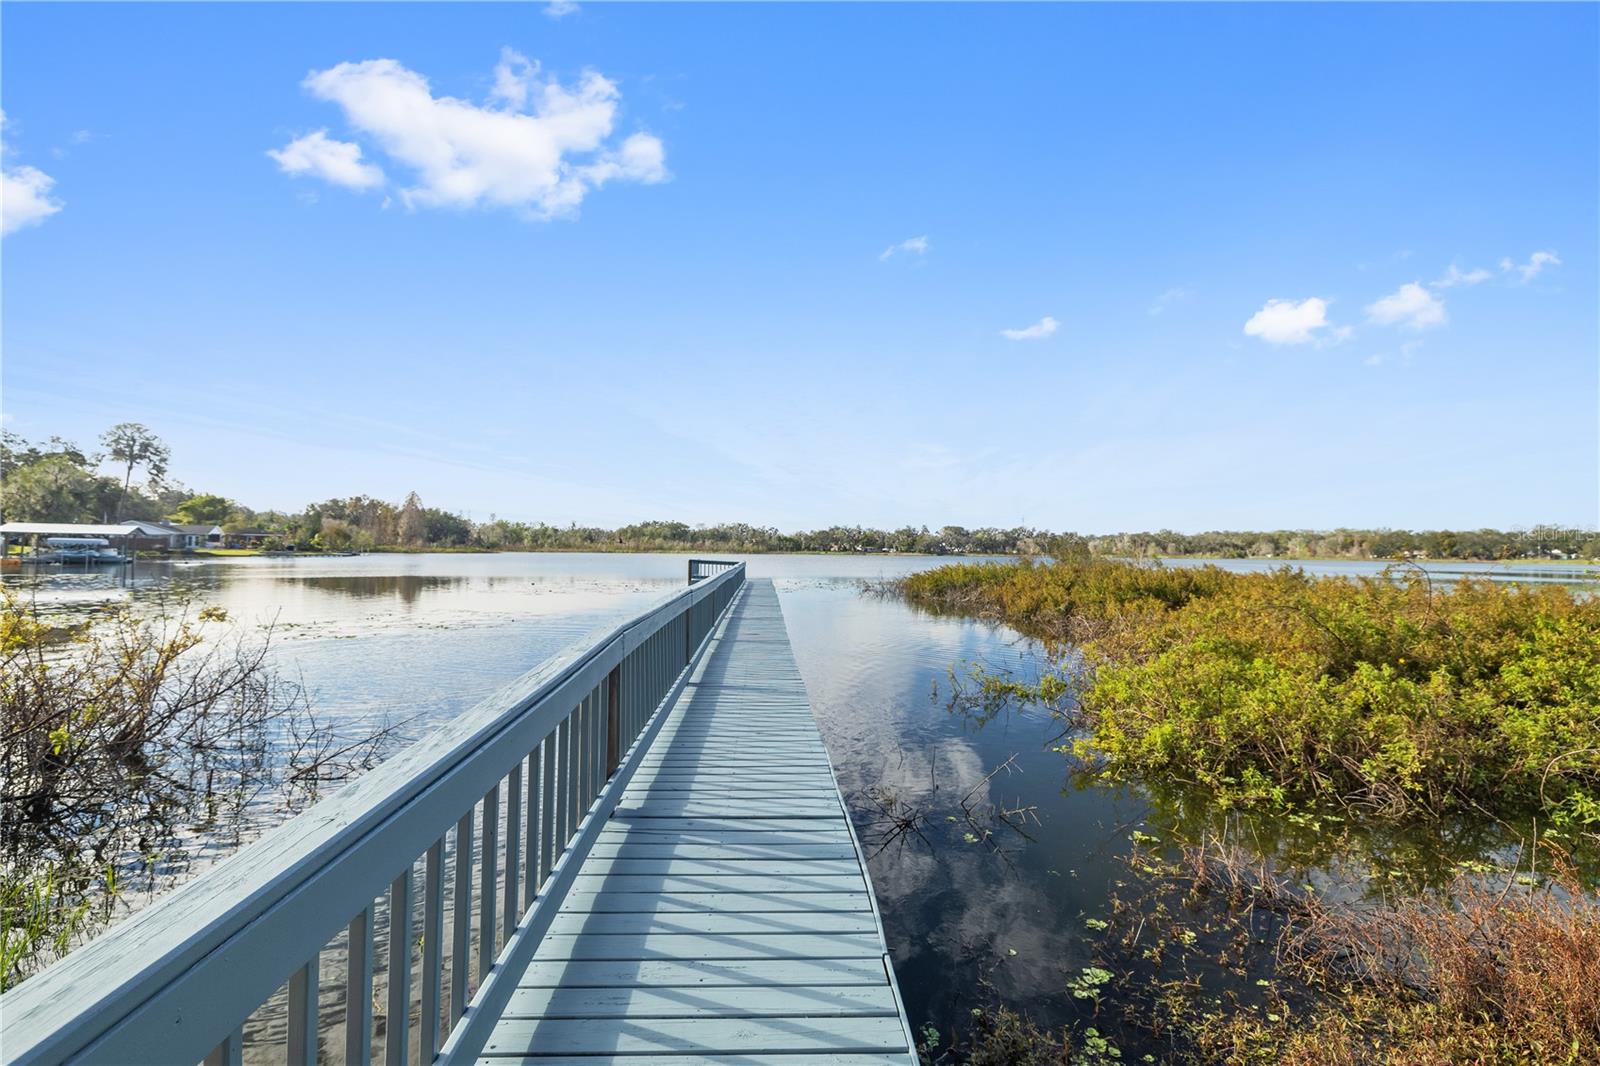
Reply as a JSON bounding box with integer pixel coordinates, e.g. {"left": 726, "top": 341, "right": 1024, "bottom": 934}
{"left": 204, "top": 1027, "right": 243, "bottom": 1066}
{"left": 386, "top": 866, "right": 413, "bottom": 1066}
{"left": 287, "top": 954, "right": 319, "bottom": 1066}
{"left": 605, "top": 666, "right": 621, "bottom": 777}
{"left": 504, "top": 763, "right": 521, "bottom": 944}
{"left": 347, "top": 903, "right": 375, "bottom": 1065}
{"left": 450, "top": 811, "right": 472, "bottom": 1024}
{"left": 421, "top": 840, "right": 444, "bottom": 1061}
{"left": 478, "top": 786, "right": 498, "bottom": 983}
{"left": 539, "top": 737, "right": 555, "bottom": 889}
{"left": 523, "top": 754, "right": 538, "bottom": 911}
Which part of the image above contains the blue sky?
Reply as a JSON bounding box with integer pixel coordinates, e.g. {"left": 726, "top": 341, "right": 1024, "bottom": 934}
{"left": 3, "top": 2, "right": 1595, "bottom": 531}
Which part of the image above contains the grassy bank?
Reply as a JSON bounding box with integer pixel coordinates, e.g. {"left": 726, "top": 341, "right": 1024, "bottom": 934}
{"left": 900, "top": 559, "right": 1600, "bottom": 830}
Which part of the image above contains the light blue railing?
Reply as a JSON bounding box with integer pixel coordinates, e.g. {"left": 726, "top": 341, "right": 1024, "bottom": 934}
{"left": 2, "top": 562, "right": 747, "bottom": 1066}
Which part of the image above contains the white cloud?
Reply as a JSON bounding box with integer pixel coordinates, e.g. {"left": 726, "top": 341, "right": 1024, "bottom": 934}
{"left": 1242, "top": 297, "right": 1339, "bottom": 345}
{"left": 490, "top": 47, "right": 539, "bottom": 111}
{"left": 1000, "top": 315, "right": 1058, "bottom": 341}
{"left": 1365, "top": 282, "right": 1446, "bottom": 330}
{"left": 1, "top": 111, "right": 63, "bottom": 237}
{"left": 268, "top": 129, "right": 385, "bottom": 190}
{"left": 2, "top": 164, "right": 62, "bottom": 236}
{"left": 879, "top": 235, "right": 928, "bottom": 261}
{"left": 1431, "top": 264, "right": 1491, "bottom": 289}
{"left": 1500, "top": 250, "right": 1561, "bottom": 283}
{"left": 1148, "top": 287, "right": 1189, "bottom": 316}
{"left": 280, "top": 53, "right": 666, "bottom": 219}
{"left": 544, "top": 0, "right": 579, "bottom": 19}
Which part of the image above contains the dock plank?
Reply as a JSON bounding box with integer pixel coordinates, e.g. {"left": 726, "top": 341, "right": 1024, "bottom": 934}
{"left": 480, "top": 1016, "right": 909, "bottom": 1056}
{"left": 515, "top": 958, "right": 891, "bottom": 988}
{"left": 546, "top": 911, "right": 881, "bottom": 936}
{"left": 502, "top": 984, "right": 900, "bottom": 1018}
{"left": 560, "top": 892, "right": 874, "bottom": 914}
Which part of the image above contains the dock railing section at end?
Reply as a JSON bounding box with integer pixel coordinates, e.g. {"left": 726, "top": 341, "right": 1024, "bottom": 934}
{"left": 0, "top": 561, "right": 747, "bottom": 1066}
{"left": 687, "top": 557, "right": 742, "bottom": 584}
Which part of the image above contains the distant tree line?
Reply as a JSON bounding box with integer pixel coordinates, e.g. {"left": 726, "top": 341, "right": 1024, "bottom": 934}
{"left": 1085, "top": 527, "right": 1600, "bottom": 561}
{"left": 2, "top": 427, "right": 1594, "bottom": 559}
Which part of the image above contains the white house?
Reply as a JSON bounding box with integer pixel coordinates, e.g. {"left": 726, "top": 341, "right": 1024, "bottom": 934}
{"left": 119, "top": 521, "right": 223, "bottom": 550}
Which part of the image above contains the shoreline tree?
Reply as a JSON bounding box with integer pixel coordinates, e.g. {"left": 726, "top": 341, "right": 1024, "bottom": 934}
{"left": 98, "top": 423, "right": 170, "bottom": 522}
{"left": 397, "top": 492, "right": 425, "bottom": 547}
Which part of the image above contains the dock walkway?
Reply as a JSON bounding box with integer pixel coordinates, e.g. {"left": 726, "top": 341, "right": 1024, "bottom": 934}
{"left": 474, "top": 579, "right": 915, "bottom": 1064}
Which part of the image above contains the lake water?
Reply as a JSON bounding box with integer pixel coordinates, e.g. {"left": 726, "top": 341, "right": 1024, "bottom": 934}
{"left": 6, "top": 552, "right": 1592, "bottom": 1050}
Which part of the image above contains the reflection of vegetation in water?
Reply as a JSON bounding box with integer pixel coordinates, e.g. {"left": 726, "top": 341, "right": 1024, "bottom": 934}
{"left": 861, "top": 752, "right": 1040, "bottom": 869}
{"left": 1080, "top": 835, "right": 1600, "bottom": 1065}
{"left": 288, "top": 572, "right": 466, "bottom": 604}
{"left": 916, "top": 826, "right": 1600, "bottom": 1064}
{"left": 903, "top": 558, "right": 1600, "bottom": 838}
{"left": 0, "top": 593, "right": 391, "bottom": 988}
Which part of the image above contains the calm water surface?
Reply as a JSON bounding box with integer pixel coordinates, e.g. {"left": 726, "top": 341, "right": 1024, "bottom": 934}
{"left": 8, "top": 552, "right": 1590, "bottom": 1045}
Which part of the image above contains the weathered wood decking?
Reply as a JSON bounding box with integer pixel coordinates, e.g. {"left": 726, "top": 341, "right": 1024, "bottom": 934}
{"left": 474, "top": 579, "right": 915, "bottom": 1065}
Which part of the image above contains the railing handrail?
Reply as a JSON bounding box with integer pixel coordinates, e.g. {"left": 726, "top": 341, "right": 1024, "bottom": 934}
{"left": 1, "top": 564, "right": 746, "bottom": 1066}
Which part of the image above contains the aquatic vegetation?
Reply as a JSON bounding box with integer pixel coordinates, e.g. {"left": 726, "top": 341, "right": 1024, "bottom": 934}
{"left": 0, "top": 592, "right": 391, "bottom": 987}
{"left": 919, "top": 1005, "right": 1079, "bottom": 1064}
{"left": 1084, "top": 836, "right": 1600, "bottom": 1065}
{"left": 901, "top": 560, "right": 1600, "bottom": 831}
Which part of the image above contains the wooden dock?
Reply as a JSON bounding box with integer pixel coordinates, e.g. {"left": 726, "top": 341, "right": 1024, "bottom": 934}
{"left": 474, "top": 579, "right": 915, "bottom": 1064}
{"left": 2, "top": 567, "right": 914, "bottom": 1066}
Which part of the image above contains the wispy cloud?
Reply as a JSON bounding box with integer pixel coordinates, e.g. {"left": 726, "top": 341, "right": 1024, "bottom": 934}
{"left": 544, "top": 0, "right": 579, "bottom": 18}
{"left": 1000, "top": 315, "right": 1058, "bottom": 341}
{"left": 1, "top": 110, "right": 63, "bottom": 237}
{"left": 49, "top": 129, "right": 94, "bottom": 160}
{"left": 272, "top": 50, "right": 666, "bottom": 220}
{"left": 1364, "top": 340, "right": 1422, "bottom": 368}
{"left": 1431, "top": 263, "right": 1492, "bottom": 289}
{"left": 489, "top": 46, "right": 538, "bottom": 111}
{"left": 268, "top": 129, "right": 385, "bottom": 191}
{"left": 1500, "top": 250, "right": 1561, "bottom": 283}
{"left": 1242, "top": 297, "right": 1344, "bottom": 346}
{"left": 1147, "top": 287, "right": 1189, "bottom": 316}
{"left": 879, "top": 235, "right": 928, "bottom": 262}
{"left": 1366, "top": 282, "right": 1446, "bottom": 331}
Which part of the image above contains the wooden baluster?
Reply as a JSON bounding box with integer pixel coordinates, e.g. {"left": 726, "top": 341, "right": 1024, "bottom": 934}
{"left": 523, "top": 752, "right": 538, "bottom": 910}
{"left": 386, "top": 866, "right": 413, "bottom": 1066}
{"left": 570, "top": 698, "right": 582, "bottom": 830}
{"left": 478, "top": 785, "right": 498, "bottom": 982}
{"left": 504, "top": 762, "right": 521, "bottom": 940}
{"left": 287, "top": 953, "right": 319, "bottom": 1066}
{"left": 347, "top": 903, "right": 375, "bottom": 1065}
{"left": 203, "top": 1027, "right": 243, "bottom": 1066}
{"left": 450, "top": 811, "right": 472, "bottom": 1025}
{"left": 421, "top": 841, "right": 444, "bottom": 1061}
{"left": 539, "top": 736, "right": 555, "bottom": 889}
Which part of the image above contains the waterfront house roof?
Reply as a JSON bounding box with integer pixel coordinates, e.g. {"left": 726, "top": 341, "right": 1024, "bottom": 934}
{"left": 119, "top": 520, "right": 184, "bottom": 536}
{"left": 0, "top": 522, "right": 144, "bottom": 538}
{"left": 166, "top": 523, "right": 224, "bottom": 536}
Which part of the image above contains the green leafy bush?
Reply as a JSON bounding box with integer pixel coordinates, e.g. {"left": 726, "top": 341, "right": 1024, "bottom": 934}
{"left": 902, "top": 561, "right": 1600, "bottom": 824}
